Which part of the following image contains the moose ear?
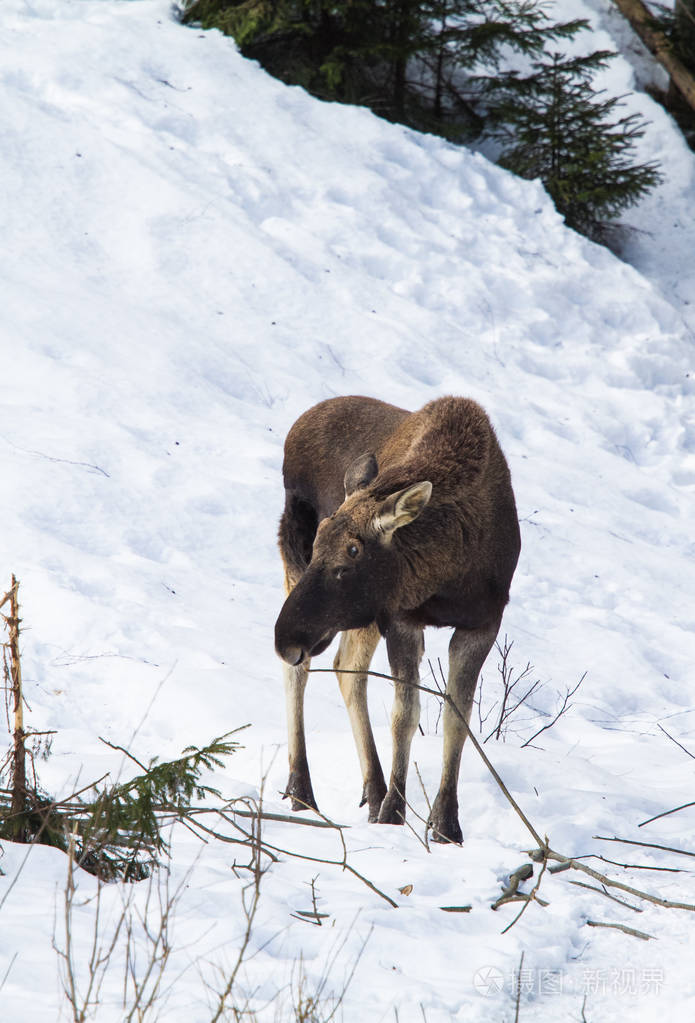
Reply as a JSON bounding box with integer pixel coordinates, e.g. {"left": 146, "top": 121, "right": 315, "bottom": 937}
{"left": 374, "top": 481, "right": 432, "bottom": 538}
{"left": 344, "top": 452, "right": 378, "bottom": 497}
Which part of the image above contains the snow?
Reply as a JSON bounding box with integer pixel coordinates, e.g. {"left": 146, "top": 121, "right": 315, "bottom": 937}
{"left": 1, "top": 0, "right": 694, "bottom": 1019}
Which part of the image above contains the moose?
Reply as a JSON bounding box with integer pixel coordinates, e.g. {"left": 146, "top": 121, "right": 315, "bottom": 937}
{"left": 274, "top": 395, "right": 520, "bottom": 843}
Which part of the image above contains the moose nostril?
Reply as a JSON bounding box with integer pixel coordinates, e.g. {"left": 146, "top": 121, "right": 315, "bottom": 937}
{"left": 279, "top": 644, "right": 305, "bottom": 667}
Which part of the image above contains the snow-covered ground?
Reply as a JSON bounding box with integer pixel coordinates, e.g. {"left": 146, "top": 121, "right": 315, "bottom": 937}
{"left": 1, "top": 0, "right": 694, "bottom": 1020}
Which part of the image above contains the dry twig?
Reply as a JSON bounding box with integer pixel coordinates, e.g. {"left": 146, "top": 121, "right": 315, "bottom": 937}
{"left": 514, "top": 950, "right": 525, "bottom": 1022}
{"left": 485, "top": 637, "right": 540, "bottom": 743}
{"left": 566, "top": 879, "right": 643, "bottom": 912}
{"left": 657, "top": 723, "right": 695, "bottom": 761}
{"left": 311, "top": 664, "right": 695, "bottom": 920}
{"left": 594, "top": 835, "right": 695, "bottom": 859}
{"left": 502, "top": 858, "right": 550, "bottom": 933}
{"left": 586, "top": 919, "right": 654, "bottom": 941}
{"left": 639, "top": 800, "right": 695, "bottom": 828}
{"left": 521, "top": 674, "right": 585, "bottom": 748}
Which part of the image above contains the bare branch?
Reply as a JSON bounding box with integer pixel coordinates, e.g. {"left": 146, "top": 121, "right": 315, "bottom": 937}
{"left": 208, "top": 778, "right": 270, "bottom": 1023}
{"left": 514, "top": 950, "right": 525, "bottom": 1023}
{"left": 594, "top": 835, "right": 695, "bottom": 859}
{"left": 639, "top": 800, "right": 695, "bottom": 828}
{"left": 98, "top": 737, "right": 149, "bottom": 773}
{"left": 566, "top": 879, "right": 643, "bottom": 912}
{"left": 657, "top": 723, "right": 695, "bottom": 761}
{"left": 500, "top": 859, "right": 549, "bottom": 934}
{"left": 586, "top": 919, "right": 654, "bottom": 941}
{"left": 537, "top": 849, "right": 695, "bottom": 912}
{"left": 521, "top": 674, "right": 586, "bottom": 748}
{"left": 587, "top": 854, "right": 682, "bottom": 873}
{"left": 485, "top": 637, "right": 540, "bottom": 743}
{"left": 311, "top": 665, "right": 695, "bottom": 918}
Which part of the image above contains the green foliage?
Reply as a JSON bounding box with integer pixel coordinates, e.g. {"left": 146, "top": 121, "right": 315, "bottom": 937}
{"left": 0, "top": 730, "right": 246, "bottom": 881}
{"left": 182, "top": 0, "right": 278, "bottom": 47}
{"left": 483, "top": 51, "right": 662, "bottom": 239}
{"left": 77, "top": 730, "right": 245, "bottom": 879}
{"left": 179, "top": 0, "right": 662, "bottom": 240}
{"left": 181, "top": 0, "right": 586, "bottom": 127}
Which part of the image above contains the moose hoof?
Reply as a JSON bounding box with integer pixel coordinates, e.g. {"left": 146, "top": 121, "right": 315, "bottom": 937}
{"left": 429, "top": 797, "right": 463, "bottom": 845}
{"left": 360, "top": 778, "right": 388, "bottom": 823}
{"left": 283, "top": 772, "right": 318, "bottom": 814}
{"left": 377, "top": 790, "right": 406, "bottom": 826}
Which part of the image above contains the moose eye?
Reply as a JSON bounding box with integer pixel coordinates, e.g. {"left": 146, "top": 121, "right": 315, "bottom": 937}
{"left": 347, "top": 543, "right": 359, "bottom": 559}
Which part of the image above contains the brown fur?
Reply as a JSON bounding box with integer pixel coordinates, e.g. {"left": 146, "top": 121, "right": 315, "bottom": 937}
{"left": 275, "top": 395, "right": 520, "bottom": 843}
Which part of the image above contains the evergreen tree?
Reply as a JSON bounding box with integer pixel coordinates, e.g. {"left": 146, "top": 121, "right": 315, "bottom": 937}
{"left": 180, "top": 1, "right": 662, "bottom": 243}
{"left": 483, "top": 51, "right": 662, "bottom": 239}
{"left": 181, "top": 0, "right": 399, "bottom": 107}
{"left": 408, "top": 0, "right": 587, "bottom": 135}
{"left": 181, "top": 0, "right": 585, "bottom": 133}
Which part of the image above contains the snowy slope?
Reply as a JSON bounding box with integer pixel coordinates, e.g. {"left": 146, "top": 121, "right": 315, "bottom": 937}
{"left": 1, "top": 0, "right": 694, "bottom": 1020}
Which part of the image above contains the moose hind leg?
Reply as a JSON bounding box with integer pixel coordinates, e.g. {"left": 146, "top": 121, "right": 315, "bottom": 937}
{"left": 378, "top": 622, "right": 424, "bottom": 826}
{"left": 429, "top": 622, "right": 499, "bottom": 844}
{"left": 334, "top": 624, "right": 386, "bottom": 822}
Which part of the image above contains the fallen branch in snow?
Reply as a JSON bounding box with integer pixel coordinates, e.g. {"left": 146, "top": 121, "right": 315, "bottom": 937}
{"left": 586, "top": 853, "right": 682, "bottom": 873}
{"left": 531, "top": 848, "right": 695, "bottom": 912}
{"left": 567, "top": 879, "right": 643, "bottom": 912}
{"left": 229, "top": 815, "right": 400, "bottom": 909}
{"left": 594, "top": 834, "right": 695, "bottom": 859}
{"left": 657, "top": 722, "right": 695, "bottom": 761}
{"left": 310, "top": 664, "right": 695, "bottom": 922}
{"left": 218, "top": 805, "right": 342, "bottom": 829}
{"left": 639, "top": 799, "right": 695, "bottom": 827}
{"left": 492, "top": 862, "right": 534, "bottom": 910}
{"left": 497, "top": 859, "right": 550, "bottom": 933}
{"left": 184, "top": 799, "right": 399, "bottom": 908}
{"left": 586, "top": 919, "right": 655, "bottom": 941}
{"left": 514, "top": 950, "right": 525, "bottom": 1023}
{"left": 290, "top": 876, "right": 330, "bottom": 926}
{"left": 0, "top": 434, "right": 110, "bottom": 478}
{"left": 632, "top": 726, "right": 695, "bottom": 826}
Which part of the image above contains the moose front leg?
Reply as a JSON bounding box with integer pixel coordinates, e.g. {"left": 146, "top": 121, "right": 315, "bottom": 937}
{"left": 378, "top": 622, "right": 424, "bottom": 826}
{"left": 334, "top": 624, "right": 386, "bottom": 821}
{"left": 283, "top": 657, "right": 318, "bottom": 812}
{"left": 429, "top": 622, "right": 499, "bottom": 843}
